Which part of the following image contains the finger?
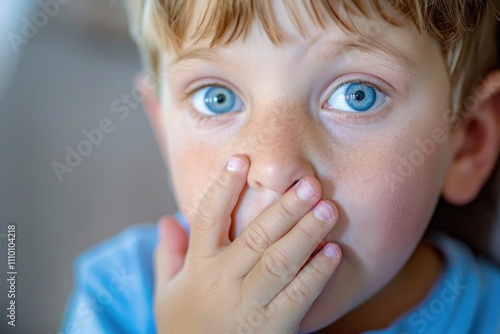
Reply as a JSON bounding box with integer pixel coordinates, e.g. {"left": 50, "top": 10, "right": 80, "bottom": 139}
{"left": 188, "top": 155, "right": 248, "bottom": 259}
{"left": 242, "top": 200, "right": 338, "bottom": 302}
{"left": 225, "top": 176, "right": 322, "bottom": 276}
{"left": 269, "top": 243, "right": 342, "bottom": 329}
{"left": 154, "top": 215, "right": 189, "bottom": 284}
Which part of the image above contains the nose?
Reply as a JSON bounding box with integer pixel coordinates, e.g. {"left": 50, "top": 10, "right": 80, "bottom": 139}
{"left": 240, "top": 113, "right": 316, "bottom": 195}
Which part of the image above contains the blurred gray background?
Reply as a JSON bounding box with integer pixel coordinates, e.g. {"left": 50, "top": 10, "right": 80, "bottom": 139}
{"left": 0, "top": 1, "right": 176, "bottom": 333}
{"left": 0, "top": 1, "right": 499, "bottom": 333}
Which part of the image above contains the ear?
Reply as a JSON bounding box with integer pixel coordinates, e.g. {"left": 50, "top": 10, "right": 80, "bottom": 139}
{"left": 136, "top": 72, "right": 167, "bottom": 155}
{"left": 442, "top": 70, "right": 500, "bottom": 205}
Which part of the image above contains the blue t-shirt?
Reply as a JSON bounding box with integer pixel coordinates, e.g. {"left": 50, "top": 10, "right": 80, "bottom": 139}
{"left": 61, "top": 214, "right": 500, "bottom": 334}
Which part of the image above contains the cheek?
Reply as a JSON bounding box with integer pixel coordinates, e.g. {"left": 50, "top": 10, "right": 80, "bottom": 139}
{"left": 338, "top": 122, "right": 451, "bottom": 266}
{"left": 165, "top": 121, "right": 227, "bottom": 223}
{"left": 332, "top": 67, "right": 453, "bottom": 268}
{"left": 306, "top": 119, "right": 453, "bottom": 326}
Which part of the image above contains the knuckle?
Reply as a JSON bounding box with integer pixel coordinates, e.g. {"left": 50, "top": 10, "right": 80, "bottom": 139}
{"left": 302, "top": 260, "right": 329, "bottom": 283}
{"left": 200, "top": 173, "right": 230, "bottom": 208}
{"left": 192, "top": 171, "right": 233, "bottom": 231}
{"left": 276, "top": 199, "right": 296, "bottom": 221}
{"left": 193, "top": 206, "right": 217, "bottom": 231}
{"left": 217, "top": 170, "right": 232, "bottom": 188}
{"left": 297, "top": 221, "right": 317, "bottom": 240}
{"left": 244, "top": 224, "right": 272, "bottom": 253}
{"left": 260, "top": 249, "right": 291, "bottom": 279}
{"left": 286, "top": 277, "right": 313, "bottom": 305}
{"left": 213, "top": 171, "right": 231, "bottom": 192}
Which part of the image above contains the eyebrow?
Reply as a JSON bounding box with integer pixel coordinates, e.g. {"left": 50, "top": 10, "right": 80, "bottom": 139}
{"left": 172, "top": 48, "right": 226, "bottom": 65}
{"left": 171, "top": 36, "right": 417, "bottom": 78}
{"left": 307, "top": 36, "right": 417, "bottom": 79}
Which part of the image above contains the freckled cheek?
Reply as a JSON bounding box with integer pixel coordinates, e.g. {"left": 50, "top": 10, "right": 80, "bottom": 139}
{"left": 166, "top": 132, "right": 234, "bottom": 222}
{"left": 313, "top": 151, "right": 438, "bottom": 316}
{"left": 331, "top": 139, "right": 444, "bottom": 270}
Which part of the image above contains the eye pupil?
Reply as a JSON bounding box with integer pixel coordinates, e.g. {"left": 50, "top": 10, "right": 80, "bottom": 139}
{"left": 344, "top": 83, "right": 377, "bottom": 112}
{"left": 203, "top": 86, "right": 236, "bottom": 114}
{"left": 192, "top": 85, "right": 244, "bottom": 117}
{"left": 354, "top": 90, "right": 365, "bottom": 101}
{"left": 324, "top": 81, "right": 386, "bottom": 114}
{"left": 215, "top": 94, "right": 226, "bottom": 104}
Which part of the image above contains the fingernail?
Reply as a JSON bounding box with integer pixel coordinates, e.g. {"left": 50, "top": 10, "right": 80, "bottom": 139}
{"left": 226, "top": 157, "right": 244, "bottom": 171}
{"left": 323, "top": 243, "right": 339, "bottom": 258}
{"left": 313, "top": 201, "right": 334, "bottom": 222}
{"left": 296, "top": 179, "right": 316, "bottom": 201}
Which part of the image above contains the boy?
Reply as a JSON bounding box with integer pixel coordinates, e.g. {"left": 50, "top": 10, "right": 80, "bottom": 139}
{"left": 62, "top": 0, "right": 500, "bottom": 333}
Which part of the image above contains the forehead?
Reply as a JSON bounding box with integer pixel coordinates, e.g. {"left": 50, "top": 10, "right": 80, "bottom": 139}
{"left": 165, "top": 0, "right": 423, "bottom": 81}
{"left": 173, "top": 0, "right": 406, "bottom": 58}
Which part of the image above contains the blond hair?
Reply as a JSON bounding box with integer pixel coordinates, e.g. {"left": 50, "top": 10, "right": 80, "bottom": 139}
{"left": 126, "top": 0, "right": 499, "bottom": 122}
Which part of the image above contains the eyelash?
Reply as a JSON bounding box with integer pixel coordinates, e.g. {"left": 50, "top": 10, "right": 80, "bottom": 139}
{"left": 330, "top": 79, "right": 387, "bottom": 99}
{"left": 321, "top": 78, "right": 390, "bottom": 123}
{"left": 184, "top": 78, "right": 391, "bottom": 125}
{"left": 184, "top": 81, "right": 238, "bottom": 126}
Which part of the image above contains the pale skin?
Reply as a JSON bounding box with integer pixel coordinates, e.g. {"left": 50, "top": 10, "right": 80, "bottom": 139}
{"left": 140, "top": 2, "right": 500, "bottom": 333}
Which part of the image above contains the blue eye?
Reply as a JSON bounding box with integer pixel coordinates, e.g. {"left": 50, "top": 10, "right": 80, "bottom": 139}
{"left": 192, "top": 85, "right": 244, "bottom": 115}
{"left": 324, "top": 82, "right": 387, "bottom": 112}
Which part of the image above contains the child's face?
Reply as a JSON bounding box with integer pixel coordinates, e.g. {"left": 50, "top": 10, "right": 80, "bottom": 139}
{"left": 158, "top": 2, "right": 456, "bottom": 331}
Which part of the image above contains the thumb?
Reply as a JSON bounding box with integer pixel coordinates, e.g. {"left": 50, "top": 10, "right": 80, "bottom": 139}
{"left": 154, "top": 215, "right": 188, "bottom": 284}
